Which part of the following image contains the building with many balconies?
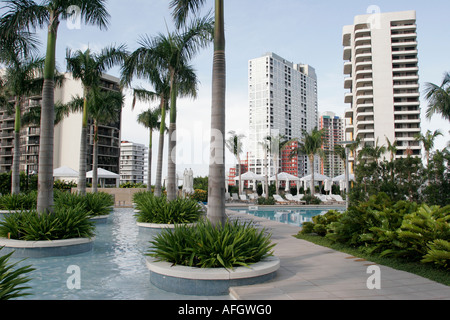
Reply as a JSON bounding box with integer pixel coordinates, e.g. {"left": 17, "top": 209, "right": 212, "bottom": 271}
{"left": 343, "top": 10, "right": 421, "bottom": 170}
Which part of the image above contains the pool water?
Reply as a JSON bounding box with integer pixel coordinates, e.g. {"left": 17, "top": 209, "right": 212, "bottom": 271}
{"left": 7, "top": 208, "right": 229, "bottom": 300}
{"left": 228, "top": 207, "right": 342, "bottom": 227}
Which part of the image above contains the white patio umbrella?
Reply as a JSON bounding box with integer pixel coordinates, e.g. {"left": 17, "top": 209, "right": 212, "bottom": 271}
{"left": 86, "top": 168, "right": 120, "bottom": 187}
{"left": 53, "top": 166, "right": 79, "bottom": 178}
{"left": 332, "top": 173, "right": 355, "bottom": 182}
{"left": 269, "top": 172, "right": 300, "bottom": 192}
{"left": 235, "top": 171, "right": 265, "bottom": 192}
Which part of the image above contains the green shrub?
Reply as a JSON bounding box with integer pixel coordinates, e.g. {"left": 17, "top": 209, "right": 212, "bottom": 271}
{"left": 0, "top": 204, "right": 95, "bottom": 241}
{"left": 189, "top": 189, "right": 208, "bottom": 203}
{"left": 54, "top": 192, "right": 113, "bottom": 217}
{"left": 134, "top": 194, "right": 203, "bottom": 224}
{"left": 301, "top": 210, "right": 342, "bottom": 236}
{"left": 148, "top": 219, "right": 276, "bottom": 269}
{"left": 0, "top": 247, "right": 35, "bottom": 300}
{"left": 257, "top": 197, "right": 275, "bottom": 205}
{"left": 0, "top": 192, "right": 37, "bottom": 211}
{"left": 302, "top": 194, "right": 322, "bottom": 205}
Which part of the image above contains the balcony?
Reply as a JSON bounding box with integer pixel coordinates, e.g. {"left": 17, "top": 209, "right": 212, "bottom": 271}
{"left": 344, "top": 77, "right": 353, "bottom": 89}
{"left": 343, "top": 61, "right": 352, "bottom": 75}
{"left": 343, "top": 46, "right": 352, "bottom": 61}
{"left": 345, "top": 108, "right": 354, "bottom": 118}
{"left": 344, "top": 93, "right": 353, "bottom": 104}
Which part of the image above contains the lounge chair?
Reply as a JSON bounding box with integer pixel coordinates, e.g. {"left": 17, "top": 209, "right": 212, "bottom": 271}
{"left": 331, "top": 195, "right": 345, "bottom": 204}
{"left": 225, "top": 192, "right": 231, "bottom": 202}
{"left": 231, "top": 193, "right": 240, "bottom": 202}
{"left": 273, "top": 194, "right": 289, "bottom": 205}
{"left": 239, "top": 194, "right": 250, "bottom": 203}
{"left": 292, "top": 194, "right": 306, "bottom": 205}
{"left": 285, "top": 194, "right": 304, "bottom": 204}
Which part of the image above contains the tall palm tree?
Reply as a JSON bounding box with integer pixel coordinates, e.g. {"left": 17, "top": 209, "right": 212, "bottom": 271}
{"left": 121, "top": 45, "right": 198, "bottom": 197}
{"left": 137, "top": 108, "right": 162, "bottom": 192}
{"left": 66, "top": 45, "right": 127, "bottom": 195}
{"left": 0, "top": 0, "right": 110, "bottom": 213}
{"left": 385, "top": 136, "right": 398, "bottom": 162}
{"left": 290, "top": 128, "right": 326, "bottom": 194}
{"left": 266, "top": 134, "right": 290, "bottom": 194}
{"left": 132, "top": 18, "right": 213, "bottom": 201}
{"left": 424, "top": 72, "right": 450, "bottom": 121}
{"left": 358, "top": 138, "right": 386, "bottom": 165}
{"left": 170, "top": 0, "right": 227, "bottom": 226}
{"left": 0, "top": 54, "right": 45, "bottom": 194}
{"left": 225, "top": 131, "right": 245, "bottom": 196}
{"left": 415, "top": 129, "right": 443, "bottom": 167}
{"left": 87, "top": 89, "right": 123, "bottom": 193}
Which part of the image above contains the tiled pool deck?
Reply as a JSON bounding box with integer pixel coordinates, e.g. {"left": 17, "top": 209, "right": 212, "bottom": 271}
{"left": 226, "top": 208, "right": 450, "bottom": 300}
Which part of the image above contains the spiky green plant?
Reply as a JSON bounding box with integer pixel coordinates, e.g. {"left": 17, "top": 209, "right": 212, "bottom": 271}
{"left": 148, "top": 219, "right": 275, "bottom": 269}
{"left": 0, "top": 247, "right": 34, "bottom": 300}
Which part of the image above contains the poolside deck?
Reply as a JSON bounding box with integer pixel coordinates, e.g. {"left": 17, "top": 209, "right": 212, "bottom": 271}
{"left": 226, "top": 209, "right": 450, "bottom": 300}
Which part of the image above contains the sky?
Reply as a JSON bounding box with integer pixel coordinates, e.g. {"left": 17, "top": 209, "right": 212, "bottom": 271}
{"left": 8, "top": 0, "right": 450, "bottom": 181}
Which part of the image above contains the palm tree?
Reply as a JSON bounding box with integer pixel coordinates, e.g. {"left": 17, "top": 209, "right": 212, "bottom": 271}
{"left": 424, "top": 72, "right": 450, "bottom": 121}
{"left": 358, "top": 138, "right": 386, "bottom": 165}
{"left": 66, "top": 45, "right": 127, "bottom": 195}
{"left": 385, "top": 136, "right": 398, "bottom": 162}
{"left": 137, "top": 108, "right": 162, "bottom": 192}
{"left": 0, "top": 0, "right": 110, "bottom": 213}
{"left": 266, "top": 134, "right": 290, "bottom": 194}
{"left": 132, "top": 18, "right": 213, "bottom": 201}
{"left": 415, "top": 129, "right": 443, "bottom": 167}
{"left": 0, "top": 54, "right": 45, "bottom": 194}
{"left": 121, "top": 44, "right": 198, "bottom": 197}
{"left": 225, "top": 131, "right": 245, "bottom": 196}
{"left": 170, "top": 0, "right": 227, "bottom": 226}
{"left": 87, "top": 89, "right": 124, "bottom": 193}
{"left": 290, "top": 128, "right": 326, "bottom": 195}
{"left": 258, "top": 138, "right": 271, "bottom": 199}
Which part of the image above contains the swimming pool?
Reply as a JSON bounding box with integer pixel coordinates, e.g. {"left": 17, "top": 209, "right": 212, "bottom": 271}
{"left": 6, "top": 208, "right": 230, "bottom": 300}
{"left": 227, "top": 206, "right": 343, "bottom": 227}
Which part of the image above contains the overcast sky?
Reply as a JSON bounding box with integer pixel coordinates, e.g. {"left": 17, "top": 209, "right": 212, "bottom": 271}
{"left": 10, "top": 0, "right": 450, "bottom": 180}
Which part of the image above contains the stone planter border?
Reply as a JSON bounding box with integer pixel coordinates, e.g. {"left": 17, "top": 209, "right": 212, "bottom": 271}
{"left": 136, "top": 222, "right": 197, "bottom": 229}
{"left": 0, "top": 237, "right": 95, "bottom": 258}
{"left": 90, "top": 215, "right": 109, "bottom": 224}
{"left": 146, "top": 256, "right": 280, "bottom": 296}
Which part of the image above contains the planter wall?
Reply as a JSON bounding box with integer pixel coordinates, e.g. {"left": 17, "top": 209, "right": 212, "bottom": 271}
{"left": 146, "top": 256, "right": 280, "bottom": 296}
{"left": 0, "top": 237, "right": 95, "bottom": 258}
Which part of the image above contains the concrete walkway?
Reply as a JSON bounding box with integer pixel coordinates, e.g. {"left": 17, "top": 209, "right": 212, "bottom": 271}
{"left": 226, "top": 210, "right": 450, "bottom": 300}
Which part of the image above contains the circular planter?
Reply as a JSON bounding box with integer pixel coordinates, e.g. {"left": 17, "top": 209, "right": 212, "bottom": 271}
{"left": 146, "top": 256, "right": 280, "bottom": 296}
{"left": 137, "top": 222, "right": 197, "bottom": 229}
{"left": 89, "top": 215, "right": 109, "bottom": 224}
{"left": 0, "top": 237, "right": 95, "bottom": 258}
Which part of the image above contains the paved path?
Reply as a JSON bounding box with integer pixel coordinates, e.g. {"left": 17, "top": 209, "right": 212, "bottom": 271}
{"left": 226, "top": 210, "right": 450, "bottom": 300}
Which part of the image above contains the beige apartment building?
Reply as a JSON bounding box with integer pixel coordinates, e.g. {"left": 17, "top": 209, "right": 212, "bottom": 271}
{"left": 0, "top": 73, "right": 122, "bottom": 178}
{"left": 343, "top": 10, "right": 422, "bottom": 168}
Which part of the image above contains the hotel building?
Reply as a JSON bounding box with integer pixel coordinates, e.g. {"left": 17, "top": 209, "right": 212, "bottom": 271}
{"left": 319, "top": 111, "right": 345, "bottom": 178}
{"left": 248, "top": 52, "right": 319, "bottom": 180}
{"left": 0, "top": 73, "right": 122, "bottom": 178}
{"left": 343, "top": 10, "right": 422, "bottom": 169}
{"left": 120, "top": 140, "right": 147, "bottom": 185}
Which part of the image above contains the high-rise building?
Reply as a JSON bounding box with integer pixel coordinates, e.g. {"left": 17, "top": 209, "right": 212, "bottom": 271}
{"left": 343, "top": 10, "right": 421, "bottom": 169}
{"left": 0, "top": 73, "right": 122, "bottom": 179}
{"left": 319, "top": 111, "right": 345, "bottom": 178}
{"left": 248, "top": 52, "right": 318, "bottom": 179}
{"left": 119, "top": 141, "right": 147, "bottom": 185}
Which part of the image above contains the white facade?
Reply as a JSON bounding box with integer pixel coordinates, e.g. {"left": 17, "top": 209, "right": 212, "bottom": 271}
{"left": 119, "top": 141, "right": 147, "bottom": 185}
{"left": 248, "top": 52, "right": 318, "bottom": 178}
{"left": 343, "top": 10, "right": 421, "bottom": 165}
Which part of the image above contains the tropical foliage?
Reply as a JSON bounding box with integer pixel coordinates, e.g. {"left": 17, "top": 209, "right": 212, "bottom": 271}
{"left": 0, "top": 247, "right": 34, "bottom": 300}
{"left": 134, "top": 192, "right": 203, "bottom": 224}
{"left": 0, "top": 192, "right": 37, "bottom": 211}
{"left": 148, "top": 219, "right": 275, "bottom": 269}
{"left": 300, "top": 193, "right": 450, "bottom": 270}
{"left": 0, "top": 204, "right": 95, "bottom": 241}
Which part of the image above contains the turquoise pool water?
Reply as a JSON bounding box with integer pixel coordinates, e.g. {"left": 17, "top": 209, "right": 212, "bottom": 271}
{"left": 228, "top": 206, "right": 343, "bottom": 227}
{"left": 5, "top": 208, "right": 229, "bottom": 300}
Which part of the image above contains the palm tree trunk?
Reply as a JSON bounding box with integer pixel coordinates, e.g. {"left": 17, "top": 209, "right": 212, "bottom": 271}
{"left": 207, "top": 0, "right": 226, "bottom": 227}
{"left": 310, "top": 154, "right": 315, "bottom": 195}
{"left": 37, "top": 15, "right": 59, "bottom": 214}
{"left": 147, "top": 129, "right": 153, "bottom": 192}
{"left": 237, "top": 154, "right": 241, "bottom": 195}
{"left": 92, "top": 122, "right": 98, "bottom": 193}
{"left": 78, "top": 95, "right": 88, "bottom": 195}
{"left": 167, "top": 72, "right": 178, "bottom": 201}
{"left": 11, "top": 100, "right": 21, "bottom": 195}
{"left": 154, "top": 98, "right": 166, "bottom": 197}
